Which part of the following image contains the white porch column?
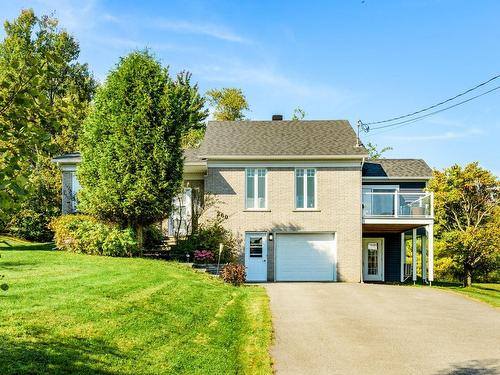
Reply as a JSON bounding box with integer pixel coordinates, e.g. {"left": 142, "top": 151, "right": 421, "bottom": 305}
{"left": 412, "top": 228, "right": 417, "bottom": 284}
{"left": 422, "top": 231, "right": 427, "bottom": 282}
{"left": 427, "top": 223, "right": 434, "bottom": 285}
{"left": 400, "top": 232, "right": 405, "bottom": 282}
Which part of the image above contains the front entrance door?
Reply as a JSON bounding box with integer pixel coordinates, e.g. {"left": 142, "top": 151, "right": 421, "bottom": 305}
{"left": 363, "top": 238, "right": 384, "bottom": 281}
{"left": 245, "top": 233, "right": 268, "bottom": 282}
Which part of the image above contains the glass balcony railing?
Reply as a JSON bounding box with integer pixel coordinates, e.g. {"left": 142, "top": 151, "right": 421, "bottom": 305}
{"left": 362, "top": 191, "right": 433, "bottom": 218}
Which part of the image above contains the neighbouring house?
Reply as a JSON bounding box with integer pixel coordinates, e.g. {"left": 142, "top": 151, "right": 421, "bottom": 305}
{"left": 53, "top": 118, "right": 434, "bottom": 283}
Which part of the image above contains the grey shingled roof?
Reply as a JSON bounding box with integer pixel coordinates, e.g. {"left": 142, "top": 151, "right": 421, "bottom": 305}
{"left": 363, "top": 159, "right": 432, "bottom": 178}
{"left": 52, "top": 152, "right": 81, "bottom": 163}
{"left": 183, "top": 148, "right": 203, "bottom": 163}
{"left": 199, "top": 120, "right": 368, "bottom": 158}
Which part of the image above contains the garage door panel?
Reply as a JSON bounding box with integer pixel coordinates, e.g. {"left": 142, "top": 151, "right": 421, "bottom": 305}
{"left": 276, "top": 233, "right": 336, "bottom": 281}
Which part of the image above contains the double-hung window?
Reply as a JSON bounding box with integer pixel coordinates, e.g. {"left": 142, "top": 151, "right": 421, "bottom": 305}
{"left": 246, "top": 168, "right": 267, "bottom": 209}
{"left": 295, "top": 168, "right": 316, "bottom": 209}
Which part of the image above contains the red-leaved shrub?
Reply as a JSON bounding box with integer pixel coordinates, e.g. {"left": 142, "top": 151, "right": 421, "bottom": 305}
{"left": 221, "top": 263, "right": 246, "bottom": 286}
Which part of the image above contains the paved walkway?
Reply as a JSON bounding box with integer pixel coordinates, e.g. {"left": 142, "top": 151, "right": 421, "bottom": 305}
{"left": 265, "top": 283, "right": 500, "bottom": 375}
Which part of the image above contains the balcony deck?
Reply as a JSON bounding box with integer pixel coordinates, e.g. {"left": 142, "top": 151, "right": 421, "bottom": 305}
{"left": 362, "top": 190, "right": 433, "bottom": 232}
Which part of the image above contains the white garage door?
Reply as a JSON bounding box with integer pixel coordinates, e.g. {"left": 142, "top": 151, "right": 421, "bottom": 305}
{"left": 275, "top": 233, "right": 336, "bottom": 281}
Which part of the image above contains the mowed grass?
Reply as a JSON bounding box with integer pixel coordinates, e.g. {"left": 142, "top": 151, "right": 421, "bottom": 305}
{"left": 0, "top": 237, "right": 273, "bottom": 374}
{"left": 430, "top": 281, "right": 500, "bottom": 308}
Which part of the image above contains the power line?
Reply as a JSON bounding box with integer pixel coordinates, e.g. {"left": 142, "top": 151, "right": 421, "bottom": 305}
{"left": 364, "top": 84, "right": 500, "bottom": 136}
{"left": 362, "top": 73, "right": 500, "bottom": 127}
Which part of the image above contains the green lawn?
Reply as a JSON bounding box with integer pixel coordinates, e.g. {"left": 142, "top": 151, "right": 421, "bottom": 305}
{"left": 429, "top": 281, "right": 500, "bottom": 308}
{"left": 0, "top": 237, "right": 273, "bottom": 374}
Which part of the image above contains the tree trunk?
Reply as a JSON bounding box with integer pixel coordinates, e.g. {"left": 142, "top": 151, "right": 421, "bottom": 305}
{"left": 463, "top": 263, "right": 472, "bottom": 287}
{"left": 136, "top": 224, "right": 144, "bottom": 257}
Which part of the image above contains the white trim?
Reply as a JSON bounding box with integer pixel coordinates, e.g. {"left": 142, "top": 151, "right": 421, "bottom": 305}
{"left": 363, "top": 184, "right": 399, "bottom": 190}
{"left": 362, "top": 177, "right": 430, "bottom": 181}
{"left": 400, "top": 232, "right": 405, "bottom": 282}
{"left": 412, "top": 229, "right": 417, "bottom": 282}
{"left": 363, "top": 218, "right": 434, "bottom": 225}
{"left": 207, "top": 160, "right": 362, "bottom": 168}
{"left": 362, "top": 237, "right": 385, "bottom": 281}
{"left": 294, "top": 168, "right": 317, "bottom": 209}
{"left": 52, "top": 158, "right": 81, "bottom": 164}
{"left": 60, "top": 165, "right": 77, "bottom": 172}
{"left": 427, "top": 223, "right": 434, "bottom": 283}
{"left": 245, "top": 168, "right": 268, "bottom": 210}
{"left": 422, "top": 232, "right": 427, "bottom": 282}
{"left": 202, "top": 154, "right": 366, "bottom": 160}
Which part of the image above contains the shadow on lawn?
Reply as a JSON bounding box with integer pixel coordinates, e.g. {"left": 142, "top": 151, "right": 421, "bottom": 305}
{"left": 0, "top": 334, "right": 125, "bottom": 375}
{"left": 435, "top": 359, "right": 500, "bottom": 375}
{"left": 0, "top": 243, "right": 54, "bottom": 251}
{"left": 471, "top": 285, "right": 500, "bottom": 293}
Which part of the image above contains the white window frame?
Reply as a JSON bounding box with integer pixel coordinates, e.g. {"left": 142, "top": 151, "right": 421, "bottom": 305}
{"left": 295, "top": 168, "right": 317, "bottom": 210}
{"left": 245, "top": 168, "right": 268, "bottom": 210}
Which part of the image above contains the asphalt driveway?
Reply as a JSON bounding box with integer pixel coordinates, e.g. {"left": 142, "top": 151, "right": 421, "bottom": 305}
{"left": 265, "top": 283, "right": 500, "bottom": 375}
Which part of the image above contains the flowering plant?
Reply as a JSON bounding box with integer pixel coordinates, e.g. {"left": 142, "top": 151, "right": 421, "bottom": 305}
{"left": 193, "top": 250, "right": 215, "bottom": 263}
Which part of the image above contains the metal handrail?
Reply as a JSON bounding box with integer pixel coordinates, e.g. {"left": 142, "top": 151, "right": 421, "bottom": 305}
{"left": 363, "top": 191, "right": 434, "bottom": 218}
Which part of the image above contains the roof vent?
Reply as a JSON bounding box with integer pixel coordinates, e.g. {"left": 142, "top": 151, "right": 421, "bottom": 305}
{"left": 272, "top": 114, "right": 283, "bottom": 121}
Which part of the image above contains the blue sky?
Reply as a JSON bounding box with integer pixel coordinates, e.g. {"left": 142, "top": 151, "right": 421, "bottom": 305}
{"left": 2, "top": 0, "right": 500, "bottom": 174}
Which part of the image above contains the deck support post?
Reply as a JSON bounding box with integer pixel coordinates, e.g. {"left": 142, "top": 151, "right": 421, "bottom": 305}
{"left": 422, "top": 231, "right": 427, "bottom": 283}
{"left": 427, "top": 223, "right": 434, "bottom": 286}
{"left": 412, "top": 229, "right": 417, "bottom": 284}
{"left": 400, "top": 232, "right": 405, "bottom": 282}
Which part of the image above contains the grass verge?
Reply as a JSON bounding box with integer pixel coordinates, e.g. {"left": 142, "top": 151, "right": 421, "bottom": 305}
{"left": 410, "top": 279, "right": 500, "bottom": 308}
{"left": 0, "top": 238, "right": 273, "bottom": 374}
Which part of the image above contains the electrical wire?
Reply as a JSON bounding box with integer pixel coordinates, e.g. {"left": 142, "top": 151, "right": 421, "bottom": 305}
{"left": 362, "top": 73, "right": 500, "bottom": 126}
{"left": 364, "top": 84, "right": 500, "bottom": 136}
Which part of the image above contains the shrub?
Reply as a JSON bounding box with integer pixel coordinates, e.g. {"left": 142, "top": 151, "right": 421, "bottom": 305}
{"left": 143, "top": 224, "right": 164, "bottom": 250}
{"left": 193, "top": 250, "right": 215, "bottom": 263}
{"left": 171, "top": 211, "right": 240, "bottom": 263}
{"left": 6, "top": 158, "right": 62, "bottom": 242}
{"left": 221, "top": 263, "right": 246, "bottom": 286}
{"left": 8, "top": 208, "right": 56, "bottom": 242}
{"left": 49, "top": 215, "right": 138, "bottom": 257}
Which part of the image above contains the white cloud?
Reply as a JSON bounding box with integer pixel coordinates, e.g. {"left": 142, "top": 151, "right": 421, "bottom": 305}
{"left": 151, "top": 19, "right": 249, "bottom": 43}
{"left": 193, "top": 62, "right": 348, "bottom": 101}
{"left": 34, "top": 0, "right": 98, "bottom": 30}
{"left": 387, "top": 128, "right": 484, "bottom": 141}
{"left": 101, "top": 13, "right": 120, "bottom": 23}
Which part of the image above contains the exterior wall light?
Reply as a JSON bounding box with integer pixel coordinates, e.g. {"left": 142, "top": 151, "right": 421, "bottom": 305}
{"left": 268, "top": 233, "right": 273, "bottom": 241}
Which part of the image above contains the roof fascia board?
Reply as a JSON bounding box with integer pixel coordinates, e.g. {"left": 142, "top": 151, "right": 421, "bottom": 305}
{"left": 362, "top": 176, "right": 430, "bottom": 181}
{"left": 52, "top": 158, "right": 81, "bottom": 164}
{"left": 201, "top": 154, "right": 367, "bottom": 161}
{"left": 208, "top": 160, "right": 363, "bottom": 168}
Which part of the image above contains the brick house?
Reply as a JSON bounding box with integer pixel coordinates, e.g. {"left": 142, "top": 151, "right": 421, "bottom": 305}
{"left": 53, "top": 118, "right": 434, "bottom": 283}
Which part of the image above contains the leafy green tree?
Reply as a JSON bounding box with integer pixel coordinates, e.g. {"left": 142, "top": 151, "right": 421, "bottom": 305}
{"left": 206, "top": 87, "right": 249, "bottom": 121}
{"left": 291, "top": 107, "right": 306, "bottom": 120}
{"left": 365, "top": 142, "right": 393, "bottom": 159}
{"left": 78, "top": 51, "right": 206, "bottom": 251}
{"left": 0, "top": 9, "right": 97, "bottom": 238}
{"left": 428, "top": 163, "right": 500, "bottom": 286}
